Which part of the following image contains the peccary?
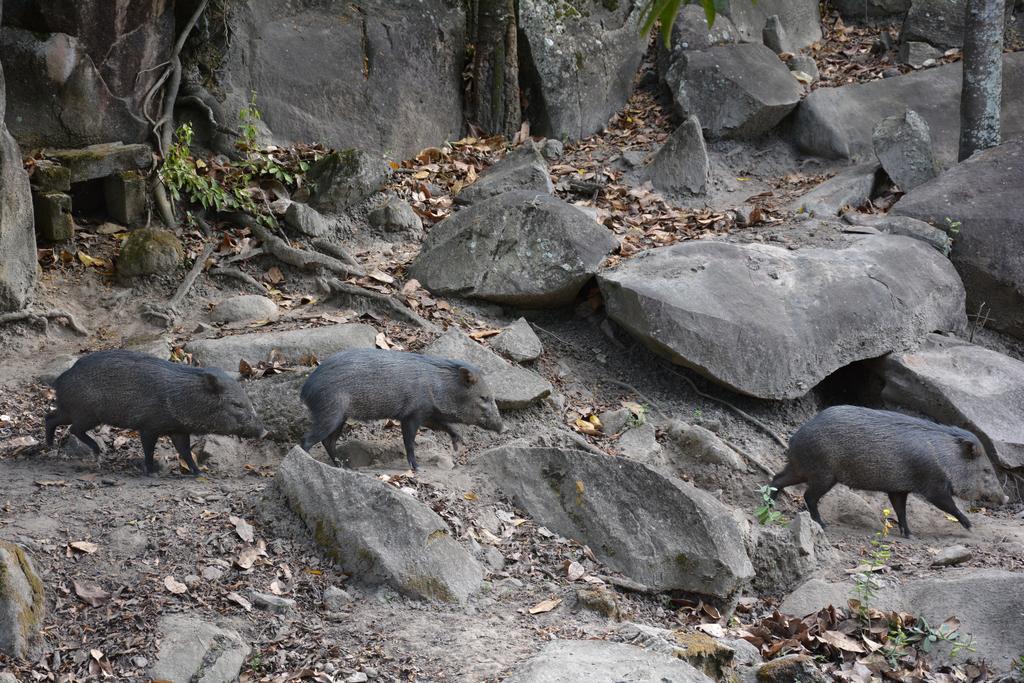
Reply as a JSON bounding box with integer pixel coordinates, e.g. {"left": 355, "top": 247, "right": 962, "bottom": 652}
{"left": 46, "top": 350, "right": 266, "bottom": 475}
{"left": 300, "top": 348, "right": 504, "bottom": 471}
{"left": 770, "top": 405, "right": 1008, "bottom": 537}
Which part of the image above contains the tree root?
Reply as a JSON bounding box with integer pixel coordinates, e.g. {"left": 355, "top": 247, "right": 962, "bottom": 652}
{"left": 210, "top": 267, "right": 266, "bottom": 293}
{"left": 142, "top": 241, "right": 216, "bottom": 325}
{"left": 177, "top": 94, "right": 238, "bottom": 138}
{"left": 0, "top": 309, "right": 89, "bottom": 336}
{"left": 317, "top": 277, "right": 437, "bottom": 331}
{"left": 232, "top": 213, "right": 366, "bottom": 279}
{"left": 311, "top": 238, "right": 361, "bottom": 268}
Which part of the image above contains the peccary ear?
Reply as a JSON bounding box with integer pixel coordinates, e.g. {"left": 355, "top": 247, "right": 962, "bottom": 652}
{"left": 957, "top": 437, "right": 981, "bottom": 459}
{"left": 203, "top": 372, "right": 225, "bottom": 394}
{"left": 458, "top": 366, "right": 479, "bottom": 386}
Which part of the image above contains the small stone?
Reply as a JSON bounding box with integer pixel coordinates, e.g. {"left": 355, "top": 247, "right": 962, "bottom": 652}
{"left": 667, "top": 421, "right": 746, "bottom": 471}
{"left": 490, "top": 318, "right": 544, "bottom": 363}
{"left": 481, "top": 546, "right": 505, "bottom": 571}
{"left": 131, "top": 656, "right": 149, "bottom": 669}
{"left": 323, "top": 586, "right": 354, "bottom": 611}
{"left": 201, "top": 566, "right": 224, "bottom": 581}
{"left": 249, "top": 591, "right": 297, "bottom": 614}
{"left": 931, "top": 544, "right": 972, "bottom": 567}
{"left": 307, "top": 149, "right": 389, "bottom": 212}
{"left": 363, "top": 667, "right": 379, "bottom": 679}
{"left": 367, "top": 196, "right": 422, "bottom": 235}
{"left": 872, "top": 109, "right": 937, "bottom": 191}
{"left": 616, "top": 422, "right": 662, "bottom": 464}
{"left": 899, "top": 41, "right": 943, "bottom": 68}
{"left": 642, "top": 115, "right": 709, "bottom": 197}
{"left": 0, "top": 674, "right": 17, "bottom": 683}
{"left": 576, "top": 587, "right": 620, "bottom": 620}
{"left": 540, "top": 139, "right": 564, "bottom": 161}
{"left": 598, "top": 408, "right": 631, "bottom": 436}
{"left": 32, "top": 191, "right": 74, "bottom": 242}
{"left": 284, "top": 202, "right": 332, "bottom": 237}
{"left": 757, "top": 653, "right": 828, "bottom": 682}
{"left": 210, "top": 295, "right": 279, "bottom": 324}
{"left": 346, "top": 673, "right": 369, "bottom": 683}
{"left": 29, "top": 160, "right": 71, "bottom": 192}
{"left": 788, "top": 55, "right": 820, "bottom": 84}
{"left": 620, "top": 150, "right": 648, "bottom": 168}
{"left": 117, "top": 228, "right": 184, "bottom": 277}
{"left": 183, "top": 575, "right": 202, "bottom": 589}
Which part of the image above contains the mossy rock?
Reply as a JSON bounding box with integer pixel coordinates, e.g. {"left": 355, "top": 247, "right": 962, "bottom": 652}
{"left": 672, "top": 631, "right": 737, "bottom": 681}
{"left": 757, "top": 653, "right": 828, "bottom": 683}
{"left": 117, "top": 228, "right": 184, "bottom": 277}
{"left": 0, "top": 541, "right": 46, "bottom": 659}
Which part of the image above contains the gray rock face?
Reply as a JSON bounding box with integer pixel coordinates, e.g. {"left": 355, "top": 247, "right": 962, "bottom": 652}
{"left": 781, "top": 570, "right": 1024, "bottom": 670}
{"left": 666, "top": 421, "right": 746, "bottom": 471}
{"left": 517, "top": 0, "right": 646, "bottom": 141}
{"left": 872, "top": 110, "right": 937, "bottom": 191}
{"left": 878, "top": 333, "right": 1024, "bottom": 469}
{"left": 490, "top": 318, "right": 544, "bottom": 363}
{"left": 284, "top": 202, "right": 332, "bottom": 237}
{"left": 666, "top": 43, "right": 804, "bottom": 140}
{"left": 717, "top": 0, "right": 822, "bottom": 49}
{"left": 0, "top": 541, "right": 45, "bottom": 659}
{"left": 657, "top": 5, "right": 739, "bottom": 80}
{"left": 763, "top": 15, "right": 793, "bottom": 55}
{"left": 842, "top": 213, "right": 951, "bottom": 254}
{"left": 149, "top": 615, "right": 249, "bottom": 683}
{"left": 409, "top": 191, "right": 617, "bottom": 308}
{"left": 900, "top": 0, "right": 1014, "bottom": 49}
{"left": 210, "top": 295, "right": 279, "bottom": 324}
{"left": 193, "top": 1, "right": 464, "bottom": 160}
{"left": 276, "top": 447, "right": 483, "bottom": 602}
{"left": 186, "top": 323, "right": 377, "bottom": 373}
{"left": 248, "top": 371, "right": 310, "bottom": 443}
{"left": 307, "top": 150, "right": 389, "bottom": 213}
{"left": 425, "top": 327, "right": 551, "bottom": 410}
{"left": 900, "top": 41, "right": 944, "bottom": 67}
{"left": 792, "top": 53, "right": 1024, "bottom": 164}
{"left": 456, "top": 140, "right": 553, "bottom": 205}
{"left": 367, "top": 197, "right": 422, "bottom": 236}
{"left": 833, "top": 0, "right": 911, "bottom": 19}
{"left": 642, "top": 115, "right": 710, "bottom": 197}
{"left": 480, "top": 446, "right": 754, "bottom": 598}
{"left": 749, "top": 512, "right": 834, "bottom": 594}
{"left": 598, "top": 236, "right": 966, "bottom": 399}
{"left": 788, "top": 163, "right": 879, "bottom": 217}
{"left": 892, "top": 139, "right": 1024, "bottom": 338}
{"left": 0, "top": 124, "right": 35, "bottom": 312}
{"left": 504, "top": 640, "right": 713, "bottom": 683}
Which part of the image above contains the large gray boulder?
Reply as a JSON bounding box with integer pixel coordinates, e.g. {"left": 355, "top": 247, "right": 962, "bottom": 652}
{"left": 832, "top": 0, "right": 910, "bottom": 19}
{"left": 665, "top": 43, "right": 803, "bottom": 140}
{"left": 891, "top": 139, "right": 1024, "bottom": 339}
{"left": 186, "top": 323, "right": 377, "bottom": 373}
{"left": 307, "top": 149, "right": 389, "bottom": 213}
{"left": 642, "top": 115, "right": 710, "bottom": 197}
{"left": 878, "top": 334, "right": 1024, "bottom": 470}
{"left": 149, "top": 615, "right": 249, "bottom": 683}
{"left": 409, "top": 191, "right": 617, "bottom": 308}
{"left": 0, "top": 123, "right": 35, "bottom": 312}
{"left": 716, "top": 0, "right": 822, "bottom": 49}
{"left": 787, "top": 163, "right": 879, "bottom": 217}
{"left": 276, "top": 447, "right": 484, "bottom": 602}
{"left": 901, "top": 0, "right": 1017, "bottom": 49}
{"left": 657, "top": 4, "right": 739, "bottom": 81}
{"left": 517, "top": 0, "right": 646, "bottom": 141}
{"left": 456, "top": 140, "right": 553, "bottom": 205}
{"left": 0, "top": 541, "right": 45, "bottom": 659}
{"left": 749, "top": 512, "right": 834, "bottom": 595}
{"left": 872, "top": 110, "right": 937, "bottom": 192}
{"left": 425, "top": 327, "right": 552, "bottom": 410}
{"left": 505, "top": 640, "right": 713, "bottom": 683}
{"left": 189, "top": 1, "right": 464, "bottom": 159}
{"left": 480, "top": 446, "right": 754, "bottom": 599}
{"left": 598, "top": 235, "right": 966, "bottom": 399}
{"left": 781, "top": 571, "right": 1024, "bottom": 670}
{"left": 792, "top": 53, "right": 1024, "bottom": 164}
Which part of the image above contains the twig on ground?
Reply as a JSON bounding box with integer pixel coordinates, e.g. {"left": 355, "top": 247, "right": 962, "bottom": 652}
{"left": 311, "top": 238, "right": 361, "bottom": 268}
{"left": 0, "top": 309, "right": 89, "bottom": 336}
{"left": 142, "top": 241, "right": 217, "bottom": 325}
{"left": 232, "top": 213, "right": 366, "bottom": 279}
{"left": 210, "top": 267, "right": 266, "bottom": 292}
{"left": 557, "top": 427, "right": 611, "bottom": 457}
{"left": 317, "top": 277, "right": 438, "bottom": 331}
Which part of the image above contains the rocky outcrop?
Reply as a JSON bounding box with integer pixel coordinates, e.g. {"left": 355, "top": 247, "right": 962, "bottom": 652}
{"left": 517, "top": 0, "right": 646, "bottom": 141}
{"left": 877, "top": 334, "right": 1024, "bottom": 470}
{"left": 656, "top": 5, "right": 739, "bottom": 81}
{"left": 787, "top": 163, "right": 879, "bottom": 217}
{"left": 872, "top": 109, "right": 937, "bottom": 191}
{"left": 0, "top": 541, "right": 45, "bottom": 659}
{"left": 149, "top": 614, "right": 249, "bottom": 683}
{"left": 792, "top": 53, "right": 1024, "bottom": 164}
{"left": 505, "top": 640, "right": 713, "bottom": 683}
{"left": 409, "top": 191, "right": 617, "bottom": 308}
{"left": 666, "top": 43, "right": 803, "bottom": 140}
{"left": 642, "top": 115, "right": 710, "bottom": 197}
{"left": 185, "top": 323, "right": 377, "bottom": 373}
{"left": 749, "top": 512, "right": 834, "bottom": 595}
{"left": 891, "top": 139, "right": 1024, "bottom": 339}
{"left": 277, "top": 447, "right": 484, "bottom": 602}
{"left": 0, "top": 103, "right": 35, "bottom": 310}
{"left": 901, "top": 0, "right": 1017, "bottom": 49}
{"left": 490, "top": 318, "right": 544, "bottom": 363}
{"left": 598, "top": 235, "right": 966, "bottom": 399}
{"left": 307, "top": 150, "right": 389, "bottom": 214}
{"left": 480, "top": 446, "right": 754, "bottom": 599}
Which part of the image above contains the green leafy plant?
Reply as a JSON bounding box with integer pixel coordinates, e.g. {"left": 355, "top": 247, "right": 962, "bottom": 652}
{"left": 1012, "top": 654, "right": 1024, "bottom": 672}
{"left": 159, "top": 123, "right": 232, "bottom": 212}
{"left": 881, "top": 618, "right": 975, "bottom": 668}
{"left": 944, "top": 216, "right": 962, "bottom": 238}
{"left": 238, "top": 91, "right": 262, "bottom": 152}
{"left": 851, "top": 508, "right": 894, "bottom": 616}
{"left": 755, "top": 485, "right": 783, "bottom": 526}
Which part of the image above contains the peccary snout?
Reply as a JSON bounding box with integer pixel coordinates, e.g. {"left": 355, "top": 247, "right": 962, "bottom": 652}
{"left": 300, "top": 348, "right": 504, "bottom": 471}
{"left": 45, "top": 350, "right": 265, "bottom": 475}
{"left": 769, "top": 405, "right": 1008, "bottom": 538}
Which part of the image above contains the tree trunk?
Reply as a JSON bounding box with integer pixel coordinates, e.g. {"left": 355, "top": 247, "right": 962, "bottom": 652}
{"left": 467, "top": 0, "right": 521, "bottom": 138}
{"left": 958, "top": 0, "right": 1005, "bottom": 161}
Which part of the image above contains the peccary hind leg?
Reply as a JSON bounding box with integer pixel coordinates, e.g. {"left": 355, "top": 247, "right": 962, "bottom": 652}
{"left": 400, "top": 418, "right": 423, "bottom": 472}
{"left": 769, "top": 462, "right": 806, "bottom": 500}
{"left": 71, "top": 423, "right": 101, "bottom": 454}
{"left": 45, "top": 410, "right": 70, "bottom": 447}
{"left": 321, "top": 420, "right": 348, "bottom": 467}
{"left": 924, "top": 486, "right": 972, "bottom": 530}
{"left": 170, "top": 433, "right": 200, "bottom": 475}
{"left": 140, "top": 432, "right": 159, "bottom": 475}
{"left": 888, "top": 492, "right": 912, "bottom": 537}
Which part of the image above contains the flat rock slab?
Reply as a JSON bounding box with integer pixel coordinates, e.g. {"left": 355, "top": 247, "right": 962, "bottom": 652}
{"left": 892, "top": 139, "right": 1024, "bottom": 338}
{"left": 43, "top": 142, "right": 152, "bottom": 183}
{"left": 788, "top": 163, "right": 879, "bottom": 217}
{"left": 490, "top": 317, "right": 543, "bottom": 363}
{"left": 479, "top": 446, "right": 753, "bottom": 599}
{"left": 780, "top": 570, "right": 1024, "bottom": 670}
{"left": 425, "top": 327, "right": 551, "bottom": 410}
{"left": 878, "top": 333, "right": 1024, "bottom": 469}
{"left": 842, "top": 213, "right": 951, "bottom": 254}
{"left": 456, "top": 140, "right": 553, "bottom": 205}
{"left": 149, "top": 614, "right": 249, "bottom": 683}
{"left": 504, "top": 640, "right": 713, "bottom": 683}
{"left": 186, "top": 323, "right": 377, "bottom": 373}
{"left": 410, "top": 191, "right": 617, "bottom": 308}
{"left": 276, "top": 447, "right": 483, "bottom": 602}
{"left": 792, "top": 52, "right": 1024, "bottom": 165}
{"left": 598, "top": 235, "right": 965, "bottom": 399}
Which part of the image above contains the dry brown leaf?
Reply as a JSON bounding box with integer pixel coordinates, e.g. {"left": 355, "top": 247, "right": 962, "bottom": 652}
{"left": 69, "top": 541, "right": 99, "bottom": 554}
{"left": 74, "top": 580, "right": 110, "bottom": 607}
{"left": 566, "top": 561, "right": 585, "bottom": 582}
{"left": 819, "top": 630, "right": 865, "bottom": 653}
{"left": 528, "top": 598, "right": 562, "bottom": 614}
{"left": 229, "top": 515, "right": 255, "bottom": 544}
{"left": 226, "top": 591, "right": 253, "bottom": 611}
{"left": 164, "top": 575, "right": 188, "bottom": 595}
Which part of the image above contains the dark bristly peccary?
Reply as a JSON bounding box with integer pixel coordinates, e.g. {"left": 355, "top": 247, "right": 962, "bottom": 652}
{"left": 770, "top": 405, "right": 1008, "bottom": 537}
{"left": 46, "top": 350, "right": 267, "bottom": 475}
{"left": 300, "top": 348, "right": 504, "bottom": 471}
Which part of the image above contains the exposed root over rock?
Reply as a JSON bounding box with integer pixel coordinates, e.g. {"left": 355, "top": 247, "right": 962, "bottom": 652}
{"left": 142, "top": 241, "right": 217, "bottom": 326}
{"left": 317, "top": 277, "right": 437, "bottom": 332}
{"left": 233, "top": 213, "right": 366, "bottom": 279}
{"left": 210, "top": 266, "right": 266, "bottom": 293}
{"left": 0, "top": 309, "right": 89, "bottom": 336}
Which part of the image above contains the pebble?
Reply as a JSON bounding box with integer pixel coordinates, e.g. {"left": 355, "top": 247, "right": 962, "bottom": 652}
{"left": 324, "top": 585, "right": 354, "bottom": 611}
{"left": 201, "top": 566, "right": 224, "bottom": 581}
{"left": 250, "top": 591, "right": 297, "bottom": 614}
{"left": 131, "top": 656, "right": 149, "bottom": 669}
{"left": 346, "top": 673, "right": 369, "bottom": 683}
{"left": 931, "top": 544, "right": 972, "bottom": 567}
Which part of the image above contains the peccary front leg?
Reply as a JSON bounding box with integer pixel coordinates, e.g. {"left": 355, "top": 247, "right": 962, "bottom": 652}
{"left": 71, "top": 424, "right": 101, "bottom": 454}
{"left": 322, "top": 420, "right": 348, "bottom": 467}
{"left": 887, "top": 492, "right": 912, "bottom": 538}
{"left": 924, "top": 487, "right": 972, "bottom": 531}
{"left": 45, "top": 409, "right": 69, "bottom": 447}
{"left": 400, "top": 418, "right": 423, "bottom": 472}
{"left": 438, "top": 422, "right": 462, "bottom": 450}
{"left": 140, "top": 431, "right": 159, "bottom": 475}
{"left": 170, "top": 433, "right": 200, "bottom": 475}
{"left": 802, "top": 480, "right": 836, "bottom": 529}
{"left": 769, "top": 462, "right": 805, "bottom": 500}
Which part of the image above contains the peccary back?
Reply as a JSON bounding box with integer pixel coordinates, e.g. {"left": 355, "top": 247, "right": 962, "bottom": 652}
{"left": 46, "top": 350, "right": 265, "bottom": 474}
{"left": 770, "top": 405, "right": 1007, "bottom": 536}
{"left": 300, "top": 348, "right": 503, "bottom": 470}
